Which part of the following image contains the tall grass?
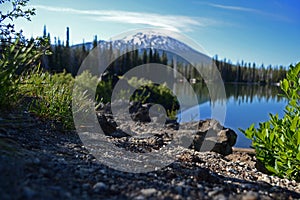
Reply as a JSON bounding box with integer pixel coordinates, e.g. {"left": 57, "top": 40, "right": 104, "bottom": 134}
{"left": 19, "top": 67, "right": 75, "bottom": 129}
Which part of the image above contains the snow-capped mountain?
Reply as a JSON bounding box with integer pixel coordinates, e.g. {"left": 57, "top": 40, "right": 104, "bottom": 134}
{"left": 116, "top": 31, "right": 199, "bottom": 52}
{"left": 72, "top": 31, "right": 202, "bottom": 55}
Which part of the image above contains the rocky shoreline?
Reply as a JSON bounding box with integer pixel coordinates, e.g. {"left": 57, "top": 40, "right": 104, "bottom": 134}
{"left": 0, "top": 111, "right": 299, "bottom": 200}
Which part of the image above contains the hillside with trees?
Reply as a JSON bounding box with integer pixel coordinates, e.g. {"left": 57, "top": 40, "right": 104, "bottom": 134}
{"left": 39, "top": 26, "right": 287, "bottom": 84}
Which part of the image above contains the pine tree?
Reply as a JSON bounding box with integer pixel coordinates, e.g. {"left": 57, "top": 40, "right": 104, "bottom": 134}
{"left": 43, "top": 25, "right": 47, "bottom": 38}
{"left": 161, "top": 51, "right": 168, "bottom": 65}
{"left": 143, "top": 49, "right": 147, "bottom": 64}
{"left": 252, "top": 63, "right": 256, "bottom": 82}
{"left": 149, "top": 48, "right": 153, "bottom": 63}
{"left": 66, "top": 27, "right": 70, "bottom": 48}
{"left": 93, "top": 35, "right": 98, "bottom": 49}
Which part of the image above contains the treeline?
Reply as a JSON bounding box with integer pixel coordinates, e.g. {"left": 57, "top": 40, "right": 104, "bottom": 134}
{"left": 213, "top": 56, "right": 287, "bottom": 84}
{"left": 41, "top": 26, "right": 287, "bottom": 84}
{"left": 41, "top": 26, "right": 169, "bottom": 77}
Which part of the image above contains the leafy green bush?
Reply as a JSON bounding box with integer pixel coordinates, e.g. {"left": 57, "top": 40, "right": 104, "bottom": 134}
{"left": 241, "top": 63, "right": 300, "bottom": 181}
{"left": 0, "top": 39, "right": 45, "bottom": 109}
{"left": 96, "top": 79, "right": 113, "bottom": 104}
{"left": 130, "top": 80, "right": 180, "bottom": 118}
{"left": 95, "top": 76, "right": 180, "bottom": 118}
{"left": 127, "top": 77, "right": 153, "bottom": 88}
{"left": 20, "top": 67, "right": 75, "bottom": 129}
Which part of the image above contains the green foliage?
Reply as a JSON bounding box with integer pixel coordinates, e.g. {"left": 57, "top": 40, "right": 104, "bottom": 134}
{"left": 241, "top": 63, "right": 300, "bottom": 181}
{"left": 20, "top": 67, "right": 75, "bottom": 129}
{"left": 166, "top": 108, "right": 178, "bottom": 120}
{"left": 74, "top": 71, "right": 98, "bottom": 97}
{"left": 0, "top": 0, "right": 50, "bottom": 109}
{"left": 129, "top": 78, "right": 180, "bottom": 118}
{"left": 96, "top": 79, "right": 113, "bottom": 104}
{"left": 73, "top": 71, "right": 102, "bottom": 115}
{"left": 127, "top": 77, "right": 153, "bottom": 88}
{"left": 94, "top": 76, "right": 180, "bottom": 119}
{"left": 0, "top": 38, "right": 46, "bottom": 108}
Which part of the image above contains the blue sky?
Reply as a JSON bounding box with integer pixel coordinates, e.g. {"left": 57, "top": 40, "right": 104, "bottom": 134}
{"left": 5, "top": 0, "right": 300, "bottom": 66}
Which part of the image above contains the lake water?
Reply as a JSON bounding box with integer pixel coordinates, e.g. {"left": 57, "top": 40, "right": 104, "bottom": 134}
{"left": 176, "top": 83, "right": 288, "bottom": 148}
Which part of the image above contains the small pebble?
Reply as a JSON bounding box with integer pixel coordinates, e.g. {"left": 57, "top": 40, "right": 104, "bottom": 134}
{"left": 93, "top": 182, "right": 108, "bottom": 192}
{"left": 140, "top": 188, "right": 157, "bottom": 196}
{"left": 242, "top": 191, "right": 259, "bottom": 200}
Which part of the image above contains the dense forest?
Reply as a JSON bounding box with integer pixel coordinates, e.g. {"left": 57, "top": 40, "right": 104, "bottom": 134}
{"left": 15, "top": 26, "right": 287, "bottom": 84}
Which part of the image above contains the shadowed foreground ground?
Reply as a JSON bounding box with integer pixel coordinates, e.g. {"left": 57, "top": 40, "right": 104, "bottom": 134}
{"left": 0, "top": 112, "right": 299, "bottom": 200}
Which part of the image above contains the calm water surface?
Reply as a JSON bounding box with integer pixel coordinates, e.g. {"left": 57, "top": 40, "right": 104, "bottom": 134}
{"left": 177, "top": 83, "right": 287, "bottom": 148}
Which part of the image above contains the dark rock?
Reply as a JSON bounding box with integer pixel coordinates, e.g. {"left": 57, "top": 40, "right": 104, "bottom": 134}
{"left": 165, "top": 118, "right": 179, "bottom": 130}
{"left": 93, "top": 182, "right": 108, "bottom": 193}
{"left": 97, "top": 114, "right": 117, "bottom": 136}
{"left": 255, "top": 159, "right": 271, "bottom": 175}
{"left": 191, "top": 119, "right": 237, "bottom": 156}
{"left": 129, "top": 101, "right": 180, "bottom": 127}
{"left": 100, "top": 72, "right": 119, "bottom": 86}
{"left": 129, "top": 102, "right": 152, "bottom": 122}
{"left": 96, "top": 102, "right": 112, "bottom": 113}
{"left": 111, "top": 129, "right": 130, "bottom": 138}
{"left": 212, "top": 128, "right": 237, "bottom": 155}
{"left": 194, "top": 168, "right": 220, "bottom": 183}
{"left": 129, "top": 101, "right": 142, "bottom": 114}
{"left": 198, "top": 119, "right": 222, "bottom": 132}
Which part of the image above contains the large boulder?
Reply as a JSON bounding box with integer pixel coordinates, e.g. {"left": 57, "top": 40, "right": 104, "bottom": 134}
{"left": 191, "top": 119, "right": 237, "bottom": 156}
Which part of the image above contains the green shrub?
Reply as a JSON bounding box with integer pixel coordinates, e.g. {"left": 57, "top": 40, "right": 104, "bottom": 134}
{"left": 241, "top": 63, "right": 300, "bottom": 181}
{"left": 94, "top": 76, "right": 180, "bottom": 119}
{"left": 73, "top": 71, "right": 102, "bottom": 117}
{"left": 96, "top": 79, "right": 113, "bottom": 104}
{"left": 127, "top": 77, "right": 152, "bottom": 88}
{"left": 0, "top": 39, "right": 45, "bottom": 109}
{"left": 130, "top": 80, "right": 180, "bottom": 118}
{"left": 20, "top": 67, "right": 75, "bottom": 129}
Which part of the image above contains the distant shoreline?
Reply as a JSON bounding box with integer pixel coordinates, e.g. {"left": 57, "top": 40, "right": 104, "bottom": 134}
{"left": 224, "top": 81, "right": 281, "bottom": 86}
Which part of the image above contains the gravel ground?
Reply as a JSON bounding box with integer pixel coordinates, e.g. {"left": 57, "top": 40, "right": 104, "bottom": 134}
{"left": 0, "top": 112, "right": 299, "bottom": 200}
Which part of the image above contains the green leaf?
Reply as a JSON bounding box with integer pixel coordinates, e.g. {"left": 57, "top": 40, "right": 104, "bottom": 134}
{"left": 281, "top": 79, "right": 289, "bottom": 93}
{"left": 265, "top": 165, "right": 277, "bottom": 174}
{"left": 290, "top": 117, "right": 298, "bottom": 132}
{"left": 298, "top": 131, "right": 300, "bottom": 146}
{"left": 240, "top": 124, "right": 255, "bottom": 139}
{"left": 296, "top": 151, "right": 300, "bottom": 161}
{"left": 269, "top": 131, "right": 275, "bottom": 143}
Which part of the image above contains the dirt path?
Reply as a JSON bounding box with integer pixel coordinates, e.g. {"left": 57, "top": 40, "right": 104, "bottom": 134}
{"left": 0, "top": 113, "right": 299, "bottom": 200}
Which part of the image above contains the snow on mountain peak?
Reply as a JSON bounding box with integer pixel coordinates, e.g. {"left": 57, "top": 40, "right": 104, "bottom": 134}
{"left": 72, "top": 30, "right": 204, "bottom": 57}
{"left": 116, "top": 31, "right": 197, "bottom": 53}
